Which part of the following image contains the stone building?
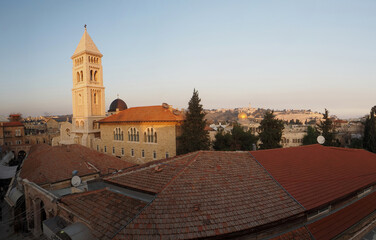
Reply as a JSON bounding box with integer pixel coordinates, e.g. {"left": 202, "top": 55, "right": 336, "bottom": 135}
{"left": 94, "top": 102, "right": 184, "bottom": 164}
{"left": 53, "top": 28, "right": 184, "bottom": 162}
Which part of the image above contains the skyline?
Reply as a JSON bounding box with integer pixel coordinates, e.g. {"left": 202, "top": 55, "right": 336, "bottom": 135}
{"left": 0, "top": 1, "right": 375, "bottom": 119}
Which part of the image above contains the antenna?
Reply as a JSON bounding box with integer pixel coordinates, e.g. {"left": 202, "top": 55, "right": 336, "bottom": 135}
{"left": 317, "top": 135, "right": 325, "bottom": 145}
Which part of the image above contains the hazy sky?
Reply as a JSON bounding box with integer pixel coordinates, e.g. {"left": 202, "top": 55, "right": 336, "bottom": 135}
{"left": 0, "top": 0, "right": 375, "bottom": 118}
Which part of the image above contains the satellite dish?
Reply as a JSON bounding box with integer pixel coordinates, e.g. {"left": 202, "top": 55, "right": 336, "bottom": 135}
{"left": 317, "top": 135, "right": 325, "bottom": 145}
{"left": 71, "top": 175, "right": 81, "bottom": 187}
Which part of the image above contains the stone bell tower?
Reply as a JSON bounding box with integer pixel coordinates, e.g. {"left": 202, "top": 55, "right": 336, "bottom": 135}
{"left": 70, "top": 26, "right": 105, "bottom": 147}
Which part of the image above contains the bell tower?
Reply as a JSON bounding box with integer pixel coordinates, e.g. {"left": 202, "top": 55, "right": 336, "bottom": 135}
{"left": 71, "top": 26, "right": 105, "bottom": 147}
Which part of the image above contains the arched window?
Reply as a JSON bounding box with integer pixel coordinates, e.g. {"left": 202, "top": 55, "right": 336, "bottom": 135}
{"left": 75, "top": 121, "right": 79, "bottom": 127}
{"left": 94, "top": 71, "right": 97, "bottom": 81}
{"left": 79, "top": 94, "right": 82, "bottom": 104}
{"left": 80, "top": 71, "right": 83, "bottom": 81}
{"left": 114, "top": 128, "right": 123, "bottom": 141}
{"left": 80, "top": 120, "right": 84, "bottom": 128}
{"left": 90, "top": 70, "right": 93, "bottom": 81}
{"left": 128, "top": 128, "right": 139, "bottom": 142}
{"left": 77, "top": 72, "right": 80, "bottom": 82}
{"left": 93, "top": 93, "right": 97, "bottom": 104}
{"left": 88, "top": 56, "right": 91, "bottom": 62}
{"left": 145, "top": 128, "right": 157, "bottom": 143}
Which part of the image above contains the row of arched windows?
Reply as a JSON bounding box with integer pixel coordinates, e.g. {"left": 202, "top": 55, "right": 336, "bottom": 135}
{"left": 114, "top": 127, "right": 124, "bottom": 141}
{"left": 89, "top": 56, "right": 99, "bottom": 64}
{"left": 128, "top": 128, "right": 139, "bottom": 142}
{"left": 74, "top": 57, "right": 84, "bottom": 66}
{"left": 74, "top": 56, "right": 99, "bottom": 66}
{"left": 112, "top": 127, "right": 157, "bottom": 143}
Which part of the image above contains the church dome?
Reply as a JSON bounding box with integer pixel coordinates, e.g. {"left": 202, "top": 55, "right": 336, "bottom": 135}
{"left": 109, "top": 98, "right": 128, "bottom": 112}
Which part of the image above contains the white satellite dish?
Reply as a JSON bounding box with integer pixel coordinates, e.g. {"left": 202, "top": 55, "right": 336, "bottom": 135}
{"left": 71, "top": 175, "right": 81, "bottom": 187}
{"left": 317, "top": 135, "right": 325, "bottom": 145}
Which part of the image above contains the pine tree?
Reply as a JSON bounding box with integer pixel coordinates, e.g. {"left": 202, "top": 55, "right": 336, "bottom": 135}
{"left": 303, "top": 126, "right": 320, "bottom": 145}
{"left": 316, "top": 109, "right": 337, "bottom": 146}
{"left": 363, "top": 106, "right": 376, "bottom": 153}
{"left": 177, "top": 89, "right": 210, "bottom": 154}
{"left": 258, "top": 111, "right": 284, "bottom": 149}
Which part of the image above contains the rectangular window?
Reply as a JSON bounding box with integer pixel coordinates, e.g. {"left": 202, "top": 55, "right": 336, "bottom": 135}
{"left": 153, "top": 151, "right": 157, "bottom": 160}
{"left": 112, "top": 147, "right": 115, "bottom": 154}
{"left": 141, "top": 150, "right": 145, "bottom": 158}
{"left": 97, "top": 145, "right": 99, "bottom": 151}
{"left": 131, "top": 149, "right": 134, "bottom": 157}
{"left": 121, "top": 148, "right": 124, "bottom": 156}
{"left": 165, "top": 152, "right": 169, "bottom": 158}
{"left": 104, "top": 146, "right": 107, "bottom": 153}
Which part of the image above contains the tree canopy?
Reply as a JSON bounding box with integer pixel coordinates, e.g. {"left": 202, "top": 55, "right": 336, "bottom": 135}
{"left": 213, "top": 123, "right": 258, "bottom": 151}
{"left": 258, "top": 111, "right": 284, "bottom": 149}
{"left": 363, "top": 106, "right": 376, "bottom": 153}
{"left": 177, "top": 89, "right": 210, "bottom": 155}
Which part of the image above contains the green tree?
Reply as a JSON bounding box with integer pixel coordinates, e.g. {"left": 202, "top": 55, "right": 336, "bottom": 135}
{"left": 316, "top": 109, "right": 337, "bottom": 146}
{"left": 363, "top": 106, "right": 376, "bottom": 153}
{"left": 302, "top": 126, "right": 320, "bottom": 145}
{"left": 177, "top": 89, "right": 210, "bottom": 154}
{"left": 213, "top": 123, "right": 258, "bottom": 151}
{"left": 258, "top": 111, "right": 284, "bottom": 149}
{"left": 213, "top": 130, "right": 232, "bottom": 151}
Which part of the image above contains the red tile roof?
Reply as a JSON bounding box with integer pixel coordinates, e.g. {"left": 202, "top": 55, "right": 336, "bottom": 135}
{"left": 252, "top": 144, "right": 376, "bottom": 210}
{"left": 307, "top": 191, "right": 376, "bottom": 240}
{"left": 271, "top": 226, "right": 312, "bottom": 240}
{"left": 99, "top": 105, "right": 184, "bottom": 123}
{"left": 60, "top": 188, "right": 146, "bottom": 240}
{"left": 111, "top": 151, "right": 304, "bottom": 239}
{"left": 1, "top": 121, "right": 24, "bottom": 127}
{"left": 20, "top": 144, "right": 135, "bottom": 185}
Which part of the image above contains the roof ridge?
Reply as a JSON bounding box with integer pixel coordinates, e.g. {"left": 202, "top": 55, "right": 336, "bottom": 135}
{"left": 247, "top": 151, "right": 306, "bottom": 211}
{"left": 158, "top": 152, "right": 201, "bottom": 194}
{"left": 106, "top": 152, "right": 197, "bottom": 180}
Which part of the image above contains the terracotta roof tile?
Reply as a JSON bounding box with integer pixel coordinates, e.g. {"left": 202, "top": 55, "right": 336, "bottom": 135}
{"left": 252, "top": 144, "right": 376, "bottom": 210}
{"left": 112, "top": 151, "right": 304, "bottom": 239}
{"left": 307, "top": 191, "right": 376, "bottom": 240}
{"left": 60, "top": 188, "right": 146, "bottom": 240}
{"left": 20, "top": 144, "right": 135, "bottom": 185}
{"left": 99, "top": 105, "right": 184, "bottom": 123}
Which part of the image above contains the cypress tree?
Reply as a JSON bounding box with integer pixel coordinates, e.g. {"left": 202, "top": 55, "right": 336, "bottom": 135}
{"left": 258, "top": 111, "right": 284, "bottom": 149}
{"left": 177, "top": 89, "right": 210, "bottom": 154}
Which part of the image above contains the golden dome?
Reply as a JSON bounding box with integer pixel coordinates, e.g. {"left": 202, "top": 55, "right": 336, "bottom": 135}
{"left": 238, "top": 112, "right": 248, "bottom": 119}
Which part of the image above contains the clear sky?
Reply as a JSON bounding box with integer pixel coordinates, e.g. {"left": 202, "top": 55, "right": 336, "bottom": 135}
{"left": 0, "top": 0, "right": 375, "bottom": 118}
